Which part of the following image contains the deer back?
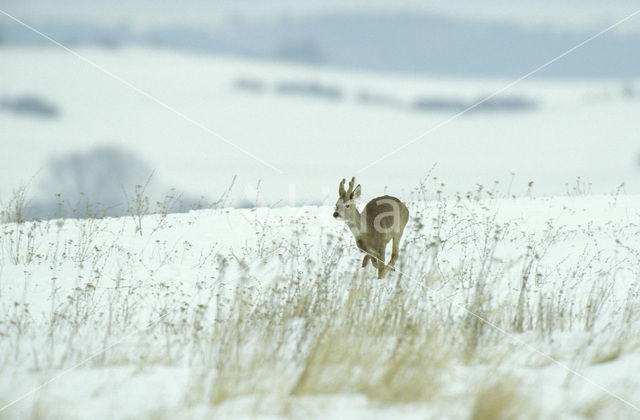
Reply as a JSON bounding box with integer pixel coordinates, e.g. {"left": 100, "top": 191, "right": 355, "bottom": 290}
{"left": 361, "top": 195, "right": 409, "bottom": 242}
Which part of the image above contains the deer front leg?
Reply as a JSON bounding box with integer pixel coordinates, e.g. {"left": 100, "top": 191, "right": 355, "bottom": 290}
{"left": 363, "top": 249, "right": 383, "bottom": 275}
{"left": 358, "top": 239, "right": 374, "bottom": 269}
{"left": 362, "top": 254, "right": 370, "bottom": 267}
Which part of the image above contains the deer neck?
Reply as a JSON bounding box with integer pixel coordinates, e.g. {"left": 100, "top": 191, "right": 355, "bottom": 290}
{"left": 344, "top": 209, "right": 364, "bottom": 238}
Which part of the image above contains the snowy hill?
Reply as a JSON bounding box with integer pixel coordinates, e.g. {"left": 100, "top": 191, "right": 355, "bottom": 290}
{"left": 1, "top": 191, "right": 640, "bottom": 419}
{"left": 2, "top": 46, "right": 640, "bottom": 218}
{"left": 4, "top": 12, "right": 640, "bottom": 78}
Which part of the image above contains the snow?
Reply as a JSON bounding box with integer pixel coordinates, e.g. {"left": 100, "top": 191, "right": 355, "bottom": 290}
{"left": 1, "top": 192, "right": 640, "bottom": 419}
{"left": 1, "top": 41, "right": 640, "bottom": 419}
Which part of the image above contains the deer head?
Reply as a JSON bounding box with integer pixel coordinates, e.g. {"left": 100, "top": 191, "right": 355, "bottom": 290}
{"left": 333, "top": 177, "right": 361, "bottom": 221}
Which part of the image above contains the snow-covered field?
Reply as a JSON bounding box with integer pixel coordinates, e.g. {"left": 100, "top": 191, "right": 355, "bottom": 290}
{"left": 1, "top": 186, "right": 640, "bottom": 419}
{"left": 2, "top": 46, "right": 640, "bottom": 211}
{"left": 2, "top": 41, "right": 640, "bottom": 419}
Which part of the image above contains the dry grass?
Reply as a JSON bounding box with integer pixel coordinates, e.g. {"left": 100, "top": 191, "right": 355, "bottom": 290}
{"left": 470, "top": 376, "right": 532, "bottom": 420}
{"left": 1, "top": 182, "right": 640, "bottom": 418}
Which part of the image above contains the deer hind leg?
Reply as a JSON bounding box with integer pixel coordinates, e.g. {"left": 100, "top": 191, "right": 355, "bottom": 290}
{"left": 377, "top": 243, "right": 389, "bottom": 278}
{"left": 380, "top": 235, "right": 401, "bottom": 278}
{"left": 388, "top": 233, "right": 401, "bottom": 271}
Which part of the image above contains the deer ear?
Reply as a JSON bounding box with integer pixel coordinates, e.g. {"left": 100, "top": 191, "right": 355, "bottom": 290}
{"left": 350, "top": 184, "right": 361, "bottom": 199}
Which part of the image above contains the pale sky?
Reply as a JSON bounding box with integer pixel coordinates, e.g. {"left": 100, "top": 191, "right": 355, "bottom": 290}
{"left": 2, "top": 0, "right": 640, "bottom": 33}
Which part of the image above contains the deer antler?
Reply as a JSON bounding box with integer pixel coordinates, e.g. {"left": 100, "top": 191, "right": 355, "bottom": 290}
{"left": 338, "top": 178, "right": 346, "bottom": 197}
{"left": 346, "top": 177, "right": 355, "bottom": 197}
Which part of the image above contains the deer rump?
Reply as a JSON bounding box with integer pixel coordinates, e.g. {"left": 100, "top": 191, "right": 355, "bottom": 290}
{"left": 358, "top": 195, "right": 408, "bottom": 241}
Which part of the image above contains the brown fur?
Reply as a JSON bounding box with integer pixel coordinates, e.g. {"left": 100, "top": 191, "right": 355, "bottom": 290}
{"left": 334, "top": 178, "right": 409, "bottom": 278}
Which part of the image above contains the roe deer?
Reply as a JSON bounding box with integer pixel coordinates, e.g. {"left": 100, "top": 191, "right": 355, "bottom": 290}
{"left": 333, "top": 177, "right": 409, "bottom": 278}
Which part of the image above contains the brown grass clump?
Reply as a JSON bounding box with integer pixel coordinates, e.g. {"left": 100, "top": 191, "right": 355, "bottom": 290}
{"left": 470, "top": 376, "right": 533, "bottom": 420}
